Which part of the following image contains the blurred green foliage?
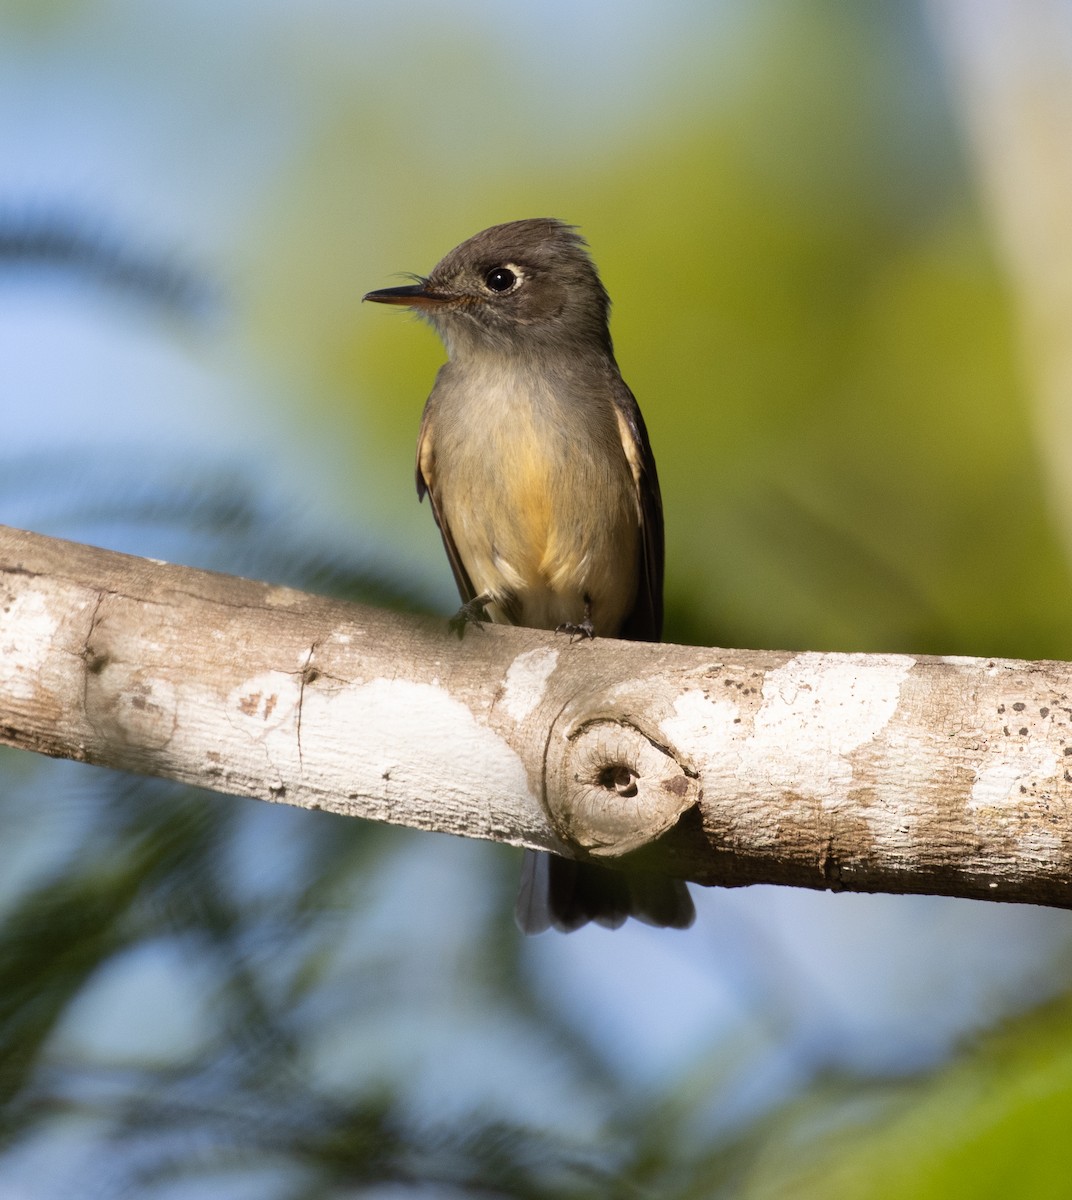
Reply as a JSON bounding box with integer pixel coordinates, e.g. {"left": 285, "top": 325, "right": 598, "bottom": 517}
{"left": 247, "top": 1, "right": 1072, "bottom": 661}
{"left": 742, "top": 993, "right": 1072, "bottom": 1200}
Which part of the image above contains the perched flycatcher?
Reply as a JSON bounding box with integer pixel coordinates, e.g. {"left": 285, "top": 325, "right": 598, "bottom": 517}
{"left": 364, "top": 218, "right": 694, "bottom": 934}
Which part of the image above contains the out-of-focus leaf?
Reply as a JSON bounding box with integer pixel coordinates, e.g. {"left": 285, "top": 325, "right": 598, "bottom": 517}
{"left": 740, "top": 993, "right": 1072, "bottom": 1200}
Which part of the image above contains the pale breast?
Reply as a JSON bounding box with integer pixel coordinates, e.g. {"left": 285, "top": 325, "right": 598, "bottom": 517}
{"left": 426, "top": 360, "right": 640, "bottom": 634}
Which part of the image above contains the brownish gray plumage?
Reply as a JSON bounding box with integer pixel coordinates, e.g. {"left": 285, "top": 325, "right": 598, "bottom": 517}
{"left": 365, "top": 218, "right": 693, "bottom": 933}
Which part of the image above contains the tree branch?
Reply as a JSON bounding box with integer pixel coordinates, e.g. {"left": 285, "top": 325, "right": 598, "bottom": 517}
{"left": 2, "top": 523, "right": 1070, "bottom": 907}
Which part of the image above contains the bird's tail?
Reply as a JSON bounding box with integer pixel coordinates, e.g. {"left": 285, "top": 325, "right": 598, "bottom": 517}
{"left": 515, "top": 849, "right": 694, "bottom": 934}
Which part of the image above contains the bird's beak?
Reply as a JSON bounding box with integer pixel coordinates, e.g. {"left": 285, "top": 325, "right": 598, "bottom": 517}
{"left": 362, "top": 281, "right": 451, "bottom": 308}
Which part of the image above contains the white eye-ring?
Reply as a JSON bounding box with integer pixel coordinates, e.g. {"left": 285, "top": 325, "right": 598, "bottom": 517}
{"left": 483, "top": 263, "right": 523, "bottom": 294}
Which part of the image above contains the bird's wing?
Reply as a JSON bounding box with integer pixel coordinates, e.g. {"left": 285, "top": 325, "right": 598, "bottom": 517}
{"left": 416, "top": 405, "right": 478, "bottom": 605}
{"left": 612, "top": 380, "right": 664, "bottom": 642}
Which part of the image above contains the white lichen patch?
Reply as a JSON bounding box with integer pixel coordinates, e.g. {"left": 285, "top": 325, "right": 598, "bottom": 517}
{"left": 227, "top": 671, "right": 303, "bottom": 738}
{"left": 0, "top": 589, "right": 62, "bottom": 699}
{"left": 660, "top": 689, "right": 743, "bottom": 762}
{"left": 970, "top": 745, "right": 1059, "bottom": 811}
{"left": 1017, "top": 824, "right": 1064, "bottom": 863}
{"left": 741, "top": 652, "right": 915, "bottom": 801}
{"left": 500, "top": 647, "right": 559, "bottom": 723}
{"left": 299, "top": 678, "right": 541, "bottom": 835}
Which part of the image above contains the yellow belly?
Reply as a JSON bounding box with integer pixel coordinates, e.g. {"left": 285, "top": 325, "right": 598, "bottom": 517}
{"left": 444, "top": 433, "right": 639, "bottom": 635}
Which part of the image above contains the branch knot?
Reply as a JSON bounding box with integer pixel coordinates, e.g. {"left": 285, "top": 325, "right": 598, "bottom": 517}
{"left": 544, "top": 710, "right": 700, "bottom": 858}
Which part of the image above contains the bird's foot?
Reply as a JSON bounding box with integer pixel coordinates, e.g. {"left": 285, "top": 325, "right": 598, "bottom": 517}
{"left": 556, "top": 595, "right": 595, "bottom": 643}
{"left": 555, "top": 617, "right": 596, "bottom": 642}
{"left": 449, "top": 595, "right": 491, "bottom": 639}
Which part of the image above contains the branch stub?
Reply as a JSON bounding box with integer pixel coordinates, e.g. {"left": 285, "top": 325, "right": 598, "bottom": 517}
{"left": 545, "top": 713, "right": 700, "bottom": 857}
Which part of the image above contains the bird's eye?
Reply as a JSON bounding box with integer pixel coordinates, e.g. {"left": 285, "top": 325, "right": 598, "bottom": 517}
{"left": 484, "top": 265, "right": 520, "bottom": 293}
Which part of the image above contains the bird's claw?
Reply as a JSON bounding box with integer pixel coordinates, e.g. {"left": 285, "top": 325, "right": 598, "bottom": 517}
{"left": 449, "top": 598, "right": 490, "bottom": 639}
{"left": 555, "top": 618, "right": 596, "bottom": 643}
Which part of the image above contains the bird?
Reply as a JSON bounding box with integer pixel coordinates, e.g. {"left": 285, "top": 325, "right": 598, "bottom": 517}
{"left": 364, "top": 218, "right": 694, "bottom": 934}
